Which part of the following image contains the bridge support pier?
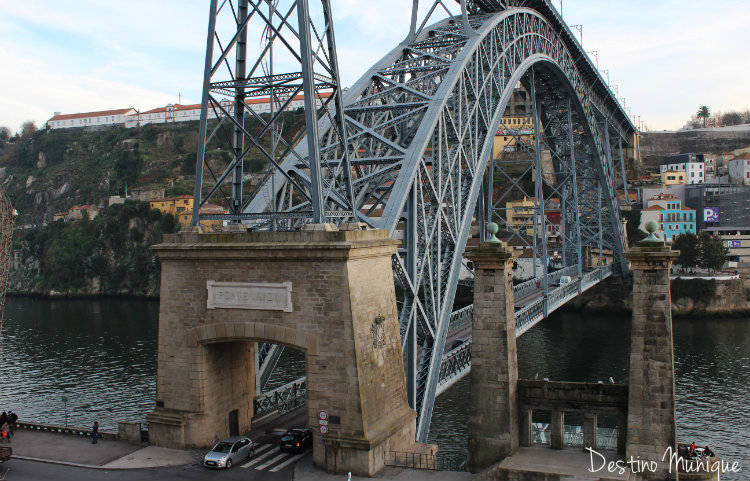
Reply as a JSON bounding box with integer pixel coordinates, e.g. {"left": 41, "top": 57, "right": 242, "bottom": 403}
{"left": 625, "top": 239, "right": 678, "bottom": 480}
{"left": 466, "top": 241, "right": 520, "bottom": 472}
{"left": 146, "top": 227, "right": 418, "bottom": 476}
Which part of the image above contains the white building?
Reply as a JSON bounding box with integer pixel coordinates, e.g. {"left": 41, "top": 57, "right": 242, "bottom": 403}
{"left": 659, "top": 161, "right": 704, "bottom": 184}
{"left": 728, "top": 158, "right": 750, "bottom": 185}
{"left": 46, "top": 108, "right": 136, "bottom": 130}
{"left": 124, "top": 93, "right": 332, "bottom": 128}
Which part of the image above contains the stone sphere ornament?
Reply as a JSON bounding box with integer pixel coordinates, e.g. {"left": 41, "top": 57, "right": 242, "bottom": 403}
{"left": 644, "top": 220, "right": 662, "bottom": 242}
{"left": 486, "top": 222, "right": 501, "bottom": 243}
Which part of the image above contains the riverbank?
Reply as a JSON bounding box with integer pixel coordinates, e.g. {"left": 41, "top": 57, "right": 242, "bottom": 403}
{"left": 565, "top": 276, "right": 750, "bottom": 317}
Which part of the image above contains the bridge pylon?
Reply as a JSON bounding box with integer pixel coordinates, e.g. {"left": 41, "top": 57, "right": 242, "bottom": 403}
{"left": 147, "top": 227, "right": 425, "bottom": 476}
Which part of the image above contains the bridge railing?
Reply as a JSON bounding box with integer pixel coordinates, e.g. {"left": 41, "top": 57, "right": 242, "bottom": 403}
{"left": 515, "top": 297, "right": 545, "bottom": 336}
{"left": 547, "top": 280, "right": 580, "bottom": 315}
{"left": 253, "top": 377, "right": 306, "bottom": 418}
{"left": 436, "top": 340, "right": 471, "bottom": 395}
{"left": 448, "top": 304, "right": 473, "bottom": 331}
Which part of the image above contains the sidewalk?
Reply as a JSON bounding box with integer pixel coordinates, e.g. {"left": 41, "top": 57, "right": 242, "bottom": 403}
{"left": 7, "top": 429, "right": 198, "bottom": 469}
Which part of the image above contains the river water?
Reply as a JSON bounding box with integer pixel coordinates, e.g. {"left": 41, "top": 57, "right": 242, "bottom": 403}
{"left": 0, "top": 298, "right": 747, "bottom": 479}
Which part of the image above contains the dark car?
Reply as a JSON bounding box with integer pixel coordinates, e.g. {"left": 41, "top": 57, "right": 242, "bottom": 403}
{"left": 279, "top": 428, "right": 313, "bottom": 453}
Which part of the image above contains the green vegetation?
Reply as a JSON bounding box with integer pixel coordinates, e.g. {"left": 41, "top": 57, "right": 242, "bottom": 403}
{"left": 672, "top": 231, "right": 728, "bottom": 273}
{"left": 671, "top": 278, "right": 716, "bottom": 304}
{"left": 12, "top": 200, "right": 178, "bottom": 296}
{"left": 623, "top": 209, "right": 646, "bottom": 246}
{"left": 0, "top": 111, "right": 307, "bottom": 227}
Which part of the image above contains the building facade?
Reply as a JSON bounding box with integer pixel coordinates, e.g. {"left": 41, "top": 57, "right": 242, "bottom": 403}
{"left": 728, "top": 158, "right": 750, "bottom": 186}
{"left": 46, "top": 108, "right": 136, "bottom": 130}
{"left": 685, "top": 184, "right": 750, "bottom": 231}
{"left": 640, "top": 194, "right": 696, "bottom": 242}
{"left": 658, "top": 153, "right": 705, "bottom": 185}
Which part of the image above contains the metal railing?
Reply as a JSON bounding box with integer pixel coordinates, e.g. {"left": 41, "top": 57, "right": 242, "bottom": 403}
{"left": 448, "top": 305, "right": 473, "bottom": 331}
{"left": 253, "top": 377, "right": 306, "bottom": 418}
{"left": 436, "top": 340, "right": 471, "bottom": 395}
{"left": 385, "top": 451, "right": 465, "bottom": 471}
{"left": 16, "top": 421, "right": 117, "bottom": 441}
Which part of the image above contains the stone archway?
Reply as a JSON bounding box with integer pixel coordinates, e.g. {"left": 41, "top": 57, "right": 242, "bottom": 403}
{"left": 146, "top": 227, "right": 423, "bottom": 475}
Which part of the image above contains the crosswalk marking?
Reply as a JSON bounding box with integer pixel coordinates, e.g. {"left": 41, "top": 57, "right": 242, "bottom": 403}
{"left": 269, "top": 451, "right": 309, "bottom": 472}
{"left": 241, "top": 446, "right": 280, "bottom": 468}
{"left": 253, "top": 443, "right": 274, "bottom": 455}
{"left": 255, "top": 452, "right": 288, "bottom": 470}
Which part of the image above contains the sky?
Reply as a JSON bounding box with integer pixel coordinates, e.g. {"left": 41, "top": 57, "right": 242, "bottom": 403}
{"left": 0, "top": 0, "right": 748, "bottom": 134}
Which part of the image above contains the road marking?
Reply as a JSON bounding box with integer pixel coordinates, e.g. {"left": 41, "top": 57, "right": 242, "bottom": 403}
{"left": 255, "top": 452, "right": 288, "bottom": 470}
{"left": 253, "top": 443, "right": 274, "bottom": 455}
{"left": 241, "top": 446, "right": 279, "bottom": 468}
{"left": 269, "top": 451, "right": 309, "bottom": 472}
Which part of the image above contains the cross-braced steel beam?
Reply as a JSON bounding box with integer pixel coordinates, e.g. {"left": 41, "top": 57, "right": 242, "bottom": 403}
{"left": 191, "top": 0, "right": 635, "bottom": 443}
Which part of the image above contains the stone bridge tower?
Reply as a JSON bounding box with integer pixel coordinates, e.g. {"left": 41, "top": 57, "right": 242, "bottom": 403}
{"left": 146, "top": 226, "right": 420, "bottom": 476}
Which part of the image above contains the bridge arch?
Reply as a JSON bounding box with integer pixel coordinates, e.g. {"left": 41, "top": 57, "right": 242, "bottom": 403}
{"left": 187, "top": 321, "right": 320, "bottom": 355}
{"left": 201, "top": 2, "right": 634, "bottom": 444}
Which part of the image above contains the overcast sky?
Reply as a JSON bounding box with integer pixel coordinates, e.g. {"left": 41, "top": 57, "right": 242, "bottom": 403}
{"left": 0, "top": 0, "right": 748, "bottom": 133}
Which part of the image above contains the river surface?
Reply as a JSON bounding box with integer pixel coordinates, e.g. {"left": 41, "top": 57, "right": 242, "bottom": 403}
{"left": 0, "top": 298, "right": 748, "bottom": 479}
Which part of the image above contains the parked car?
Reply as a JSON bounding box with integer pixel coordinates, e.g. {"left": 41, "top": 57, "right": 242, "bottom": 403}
{"left": 280, "top": 428, "right": 313, "bottom": 453}
{"left": 203, "top": 435, "right": 254, "bottom": 469}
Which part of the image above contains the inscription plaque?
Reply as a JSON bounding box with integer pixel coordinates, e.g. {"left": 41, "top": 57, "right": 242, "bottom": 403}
{"left": 206, "top": 281, "right": 293, "bottom": 312}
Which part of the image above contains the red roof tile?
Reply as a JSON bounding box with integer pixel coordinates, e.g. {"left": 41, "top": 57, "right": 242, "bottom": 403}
{"left": 49, "top": 108, "right": 134, "bottom": 121}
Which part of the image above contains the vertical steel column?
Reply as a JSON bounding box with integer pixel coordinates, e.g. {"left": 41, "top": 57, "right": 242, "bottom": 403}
{"left": 598, "top": 184, "right": 603, "bottom": 275}
{"left": 486, "top": 145, "right": 495, "bottom": 230}
{"left": 297, "top": 0, "right": 325, "bottom": 223}
{"left": 231, "top": 0, "right": 249, "bottom": 217}
{"left": 618, "top": 137, "right": 628, "bottom": 203}
{"left": 530, "top": 70, "right": 548, "bottom": 310}
{"left": 321, "top": 0, "right": 357, "bottom": 217}
{"left": 567, "top": 99, "right": 583, "bottom": 286}
{"left": 191, "top": 0, "right": 219, "bottom": 227}
{"left": 269, "top": 0, "right": 278, "bottom": 231}
{"left": 603, "top": 121, "right": 614, "bottom": 195}
{"left": 405, "top": 187, "right": 418, "bottom": 409}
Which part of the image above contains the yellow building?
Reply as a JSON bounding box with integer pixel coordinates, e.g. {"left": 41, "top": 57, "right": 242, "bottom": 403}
{"left": 177, "top": 203, "right": 227, "bottom": 228}
{"left": 494, "top": 115, "right": 536, "bottom": 154}
{"left": 505, "top": 197, "right": 536, "bottom": 236}
{"left": 660, "top": 170, "right": 686, "bottom": 186}
{"left": 149, "top": 195, "right": 195, "bottom": 217}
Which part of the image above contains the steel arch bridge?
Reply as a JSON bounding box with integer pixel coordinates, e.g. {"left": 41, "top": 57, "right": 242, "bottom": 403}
{"left": 191, "top": 0, "right": 635, "bottom": 442}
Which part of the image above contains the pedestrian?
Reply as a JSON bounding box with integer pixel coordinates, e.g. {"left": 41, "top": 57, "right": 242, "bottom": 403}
{"left": 8, "top": 411, "right": 17, "bottom": 433}
{"left": 0, "top": 422, "right": 8, "bottom": 443}
{"left": 91, "top": 421, "right": 99, "bottom": 444}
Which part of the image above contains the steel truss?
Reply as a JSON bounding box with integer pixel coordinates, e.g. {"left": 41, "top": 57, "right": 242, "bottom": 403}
{"left": 191, "top": 0, "right": 635, "bottom": 442}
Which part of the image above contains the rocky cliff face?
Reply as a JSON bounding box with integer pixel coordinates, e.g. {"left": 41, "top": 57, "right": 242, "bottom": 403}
{"left": 567, "top": 277, "right": 750, "bottom": 316}
{"left": 8, "top": 201, "right": 176, "bottom": 297}
{"left": 640, "top": 127, "right": 750, "bottom": 157}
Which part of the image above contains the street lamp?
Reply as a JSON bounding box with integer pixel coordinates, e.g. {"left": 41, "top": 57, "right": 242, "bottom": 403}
{"left": 569, "top": 24, "right": 582, "bottom": 45}
{"left": 587, "top": 50, "right": 598, "bottom": 69}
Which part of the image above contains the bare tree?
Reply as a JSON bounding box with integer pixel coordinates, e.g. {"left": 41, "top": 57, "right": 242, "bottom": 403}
{"left": 20, "top": 120, "right": 37, "bottom": 139}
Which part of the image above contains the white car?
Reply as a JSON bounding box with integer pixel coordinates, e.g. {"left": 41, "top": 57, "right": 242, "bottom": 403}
{"left": 203, "top": 436, "right": 255, "bottom": 469}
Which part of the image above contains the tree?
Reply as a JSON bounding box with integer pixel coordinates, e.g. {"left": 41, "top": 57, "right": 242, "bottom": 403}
{"left": 696, "top": 106, "right": 711, "bottom": 128}
{"left": 20, "top": 120, "right": 37, "bottom": 139}
{"left": 672, "top": 232, "right": 699, "bottom": 272}
{"left": 698, "top": 231, "right": 728, "bottom": 274}
{"left": 0, "top": 126, "right": 10, "bottom": 141}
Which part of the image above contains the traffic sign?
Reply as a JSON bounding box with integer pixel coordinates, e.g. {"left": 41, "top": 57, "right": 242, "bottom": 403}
{"left": 318, "top": 410, "right": 328, "bottom": 421}
{"left": 320, "top": 425, "right": 329, "bottom": 435}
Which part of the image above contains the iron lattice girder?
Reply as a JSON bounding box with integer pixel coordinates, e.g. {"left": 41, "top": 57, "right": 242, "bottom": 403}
{"left": 245, "top": 7, "right": 631, "bottom": 441}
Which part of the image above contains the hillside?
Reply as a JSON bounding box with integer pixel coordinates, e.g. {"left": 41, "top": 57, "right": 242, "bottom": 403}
{"left": 0, "top": 113, "right": 305, "bottom": 226}
{"left": 9, "top": 200, "right": 178, "bottom": 297}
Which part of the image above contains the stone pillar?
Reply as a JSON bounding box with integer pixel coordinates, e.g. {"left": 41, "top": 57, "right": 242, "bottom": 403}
{"left": 625, "top": 235, "right": 678, "bottom": 480}
{"left": 519, "top": 407, "right": 532, "bottom": 447}
{"left": 550, "top": 407, "right": 564, "bottom": 449}
{"left": 466, "top": 241, "right": 520, "bottom": 472}
{"left": 583, "top": 412, "right": 597, "bottom": 451}
{"left": 146, "top": 227, "right": 419, "bottom": 476}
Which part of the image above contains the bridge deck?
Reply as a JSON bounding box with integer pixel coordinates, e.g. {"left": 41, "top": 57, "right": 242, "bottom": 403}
{"left": 437, "top": 264, "right": 613, "bottom": 395}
